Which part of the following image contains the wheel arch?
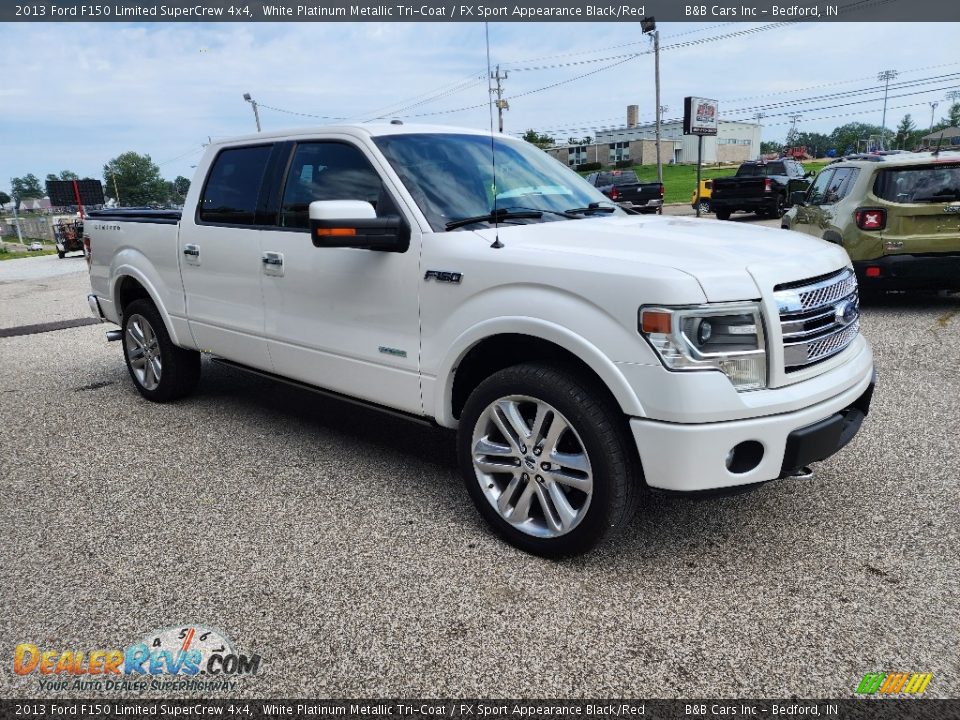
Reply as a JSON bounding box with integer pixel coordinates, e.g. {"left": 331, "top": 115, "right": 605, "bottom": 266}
{"left": 110, "top": 268, "right": 187, "bottom": 347}
{"left": 435, "top": 321, "right": 646, "bottom": 429}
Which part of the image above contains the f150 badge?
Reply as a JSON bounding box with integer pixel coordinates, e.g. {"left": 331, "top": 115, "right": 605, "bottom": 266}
{"left": 424, "top": 270, "right": 462, "bottom": 283}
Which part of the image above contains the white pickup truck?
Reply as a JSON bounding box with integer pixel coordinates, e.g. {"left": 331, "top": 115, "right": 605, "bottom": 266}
{"left": 86, "top": 124, "right": 875, "bottom": 556}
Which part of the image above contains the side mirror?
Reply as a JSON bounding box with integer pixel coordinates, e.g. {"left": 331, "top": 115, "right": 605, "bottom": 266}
{"left": 790, "top": 190, "right": 807, "bottom": 207}
{"left": 308, "top": 200, "right": 408, "bottom": 252}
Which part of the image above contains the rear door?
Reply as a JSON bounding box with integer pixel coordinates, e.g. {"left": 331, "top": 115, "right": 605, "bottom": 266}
{"left": 179, "top": 144, "right": 275, "bottom": 370}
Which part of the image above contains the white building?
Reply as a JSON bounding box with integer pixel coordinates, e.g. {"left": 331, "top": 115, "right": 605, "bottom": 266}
{"left": 595, "top": 119, "right": 762, "bottom": 164}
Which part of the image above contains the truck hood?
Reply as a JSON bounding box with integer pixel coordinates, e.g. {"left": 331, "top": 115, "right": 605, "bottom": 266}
{"left": 470, "top": 214, "right": 850, "bottom": 301}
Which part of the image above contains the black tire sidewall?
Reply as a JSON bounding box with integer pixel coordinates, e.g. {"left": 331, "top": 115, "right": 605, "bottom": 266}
{"left": 121, "top": 299, "right": 196, "bottom": 402}
{"left": 457, "top": 364, "right": 634, "bottom": 557}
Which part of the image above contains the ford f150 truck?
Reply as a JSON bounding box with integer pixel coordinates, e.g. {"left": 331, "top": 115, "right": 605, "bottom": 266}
{"left": 85, "top": 124, "right": 875, "bottom": 557}
{"left": 583, "top": 170, "right": 664, "bottom": 214}
{"left": 710, "top": 159, "right": 812, "bottom": 220}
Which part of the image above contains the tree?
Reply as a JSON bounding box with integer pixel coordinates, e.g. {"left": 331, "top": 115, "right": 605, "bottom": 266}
{"left": 522, "top": 129, "right": 556, "bottom": 149}
{"left": 760, "top": 141, "right": 783, "bottom": 155}
{"left": 45, "top": 170, "right": 79, "bottom": 183}
{"left": 103, "top": 152, "right": 167, "bottom": 206}
{"left": 829, "top": 122, "right": 886, "bottom": 155}
{"left": 173, "top": 176, "right": 191, "bottom": 198}
{"left": 0, "top": 191, "right": 10, "bottom": 210}
{"left": 894, "top": 114, "right": 918, "bottom": 149}
{"left": 10, "top": 174, "right": 45, "bottom": 206}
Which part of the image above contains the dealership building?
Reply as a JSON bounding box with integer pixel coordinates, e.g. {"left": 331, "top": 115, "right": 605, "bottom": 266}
{"left": 546, "top": 105, "right": 761, "bottom": 167}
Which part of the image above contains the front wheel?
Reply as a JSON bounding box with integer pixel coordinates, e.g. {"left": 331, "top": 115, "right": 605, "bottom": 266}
{"left": 57, "top": 250, "right": 65, "bottom": 259}
{"left": 715, "top": 208, "right": 732, "bottom": 221}
{"left": 457, "top": 364, "right": 639, "bottom": 557}
{"left": 122, "top": 299, "right": 201, "bottom": 402}
{"left": 697, "top": 200, "right": 711, "bottom": 215}
{"left": 773, "top": 194, "right": 787, "bottom": 218}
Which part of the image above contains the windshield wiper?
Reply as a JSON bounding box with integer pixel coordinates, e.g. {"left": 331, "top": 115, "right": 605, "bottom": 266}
{"left": 564, "top": 202, "right": 616, "bottom": 215}
{"left": 444, "top": 208, "right": 542, "bottom": 231}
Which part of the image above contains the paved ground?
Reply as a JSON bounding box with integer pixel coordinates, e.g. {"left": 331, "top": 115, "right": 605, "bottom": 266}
{"left": 0, "top": 234, "right": 957, "bottom": 700}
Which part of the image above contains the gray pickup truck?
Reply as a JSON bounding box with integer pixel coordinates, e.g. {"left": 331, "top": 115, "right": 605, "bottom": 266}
{"left": 584, "top": 170, "right": 664, "bottom": 214}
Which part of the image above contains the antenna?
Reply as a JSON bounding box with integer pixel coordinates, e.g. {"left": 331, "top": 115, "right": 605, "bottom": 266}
{"left": 485, "top": 22, "right": 503, "bottom": 249}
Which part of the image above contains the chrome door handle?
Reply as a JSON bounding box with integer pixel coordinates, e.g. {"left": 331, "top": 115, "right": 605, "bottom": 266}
{"left": 183, "top": 244, "right": 200, "bottom": 257}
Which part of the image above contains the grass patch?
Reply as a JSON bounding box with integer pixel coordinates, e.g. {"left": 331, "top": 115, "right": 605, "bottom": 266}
{"left": 0, "top": 249, "right": 58, "bottom": 261}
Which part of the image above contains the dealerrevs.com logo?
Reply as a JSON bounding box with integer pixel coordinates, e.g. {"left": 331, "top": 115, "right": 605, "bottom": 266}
{"left": 14, "top": 625, "right": 261, "bottom": 692}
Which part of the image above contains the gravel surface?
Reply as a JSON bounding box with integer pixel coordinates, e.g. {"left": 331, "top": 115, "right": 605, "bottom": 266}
{"left": 0, "top": 254, "right": 956, "bottom": 700}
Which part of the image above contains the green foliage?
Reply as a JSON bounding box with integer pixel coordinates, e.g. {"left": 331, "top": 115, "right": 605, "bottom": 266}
{"left": 173, "top": 176, "right": 191, "bottom": 198}
{"left": 0, "top": 191, "right": 10, "bottom": 208}
{"left": 575, "top": 162, "right": 602, "bottom": 172}
{"left": 45, "top": 170, "right": 79, "bottom": 183}
{"left": 103, "top": 152, "right": 168, "bottom": 207}
{"left": 828, "top": 122, "right": 886, "bottom": 154}
{"left": 760, "top": 141, "right": 784, "bottom": 155}
{"left": 10, "top": 174, "right": 44, "bottom": 204}
{"left": 522, "top": 129, "right": 557, "bottom": 149}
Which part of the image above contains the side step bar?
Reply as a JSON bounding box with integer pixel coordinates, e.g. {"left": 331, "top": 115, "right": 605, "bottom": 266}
{"left": 210, "top": 357, "right": 435, "bottom": 427}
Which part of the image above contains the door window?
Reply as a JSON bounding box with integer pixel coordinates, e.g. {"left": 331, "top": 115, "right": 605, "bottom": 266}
{"left": 823, "top": 167, "right": 858, "bottom": 204}
{"left": 279, "top": 142, "right": 384, "bottom": 229}
{"left": 805, "top": 169, "right": 835, "bottom": 205}
{"left": 198, "top": 145, "right": 273, "bottom": 225}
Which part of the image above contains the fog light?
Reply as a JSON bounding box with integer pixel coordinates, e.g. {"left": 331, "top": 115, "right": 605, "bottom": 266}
{"left": 725, "top": 441, "right": 764, "bottom": 474}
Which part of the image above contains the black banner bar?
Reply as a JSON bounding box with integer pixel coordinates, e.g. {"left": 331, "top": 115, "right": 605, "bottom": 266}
{"left": 3, "top": 0, "right": 959, "bottom": 23}
{"left": 1, "top": 700, "right": 957, "bottom": 720}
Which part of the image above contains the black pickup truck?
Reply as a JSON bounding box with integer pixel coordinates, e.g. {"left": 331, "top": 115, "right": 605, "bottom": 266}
{"left": 584, "top": 170, "right": 664, "bottom": 214}
{"left": 709, "top": 159, "right": 812, "bottom": 220}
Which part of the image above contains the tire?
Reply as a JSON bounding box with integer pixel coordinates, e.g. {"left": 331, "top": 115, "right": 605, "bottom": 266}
{"left": 121, "top": 299, "right": 201, "bottom": 402}
{"left": 457, "top": 363, "right": 639, "bottom": 557}
{"left": 697, "top": 200, "right": 711, "bottom": 215}
{"left": 57, "top": 250, "right": 65, "bottom": 259}
{"left": 715, "top": 208, "right": 732, "bottom": 221}
{"left": 756, "top": 209, "right": 769, "bottom": 219}
{"left": 773, "top": 194, "right": 787, "bottom": 218}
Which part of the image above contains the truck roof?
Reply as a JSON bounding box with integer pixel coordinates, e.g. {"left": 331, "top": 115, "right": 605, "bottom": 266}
{"left": 208, "top": 122, "right": 501, "bottom": 148}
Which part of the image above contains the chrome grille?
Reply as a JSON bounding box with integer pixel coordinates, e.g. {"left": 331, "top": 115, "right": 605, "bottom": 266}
{"left": 775, "top": 268, "right": 860, "bottom": 372}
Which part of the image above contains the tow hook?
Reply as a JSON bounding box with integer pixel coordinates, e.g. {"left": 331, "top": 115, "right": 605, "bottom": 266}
{"left": 788, "top": 466, "right": 814, "bottom": 479}
{"left": 106, "top": 329, "right": 123, "bottom": 342}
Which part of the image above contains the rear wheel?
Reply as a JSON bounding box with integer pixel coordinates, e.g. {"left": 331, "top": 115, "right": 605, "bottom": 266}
{"left": 697, "top": 200, "right": 711, "bottom": 215}
{"left": 773, "top": 194, "right": 787, "bottom": 218}
{"left": 57, "top": 250, "right": 65, "bottom": 259}
{"left": 458, "top": 364, "right": 639, "bottom": 557}
{"left": 715, "top": 208, "right": 732, "bottom": 221}
{"left": 122, "top": 299, "right": 201, "bottom": 402}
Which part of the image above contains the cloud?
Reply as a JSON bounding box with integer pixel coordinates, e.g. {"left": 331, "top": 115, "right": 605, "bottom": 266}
{"left": 0, "top": 20, "right": 956, "bottom": 194}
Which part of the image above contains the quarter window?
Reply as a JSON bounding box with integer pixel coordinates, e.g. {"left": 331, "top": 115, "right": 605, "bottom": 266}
{"left": 279, "top": 142, "right": 384, "bottom": 229}
{"left": 199, "top": 145, "right": 272, "bottom": 225}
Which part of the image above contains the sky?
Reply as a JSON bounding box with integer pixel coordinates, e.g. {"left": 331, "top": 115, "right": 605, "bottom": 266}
{"left": 1, "top": 20, "right": 958, "bottom": 196}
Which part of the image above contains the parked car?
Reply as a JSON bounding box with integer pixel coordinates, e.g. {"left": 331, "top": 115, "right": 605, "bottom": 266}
{"left": 584, "top": 169, "right": 664, "bottom": 214}
{"left": 782, "top": 151, "right": 960, "bottom": 291}
{"left": 690, "top": 179, "right": 712, "bottom": 214}
{"left": 86, "top": 124, "right": 874, "bottom": 557}
{"left": 27, "top": 242, "right": 43, "bottom": 251}
{"left": 710, "top": 159, "right": 812, "bottom": 220}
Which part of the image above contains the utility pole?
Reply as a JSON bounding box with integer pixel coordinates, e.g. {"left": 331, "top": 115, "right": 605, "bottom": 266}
{"left": 877, "top": 69, "right": 898, "bottom": 150}
{"left": 755, "top": 112, "right": 765, "bottom": 158}
{"left": 10, "top": 190, "right": 24, "bottom": 244}
{"left": 787, "top": 114, "right": 801, "bottom": 145}
{"left": 928, "top": 101, "right": 939, "bottom": 137}
{"left": 641, "top": 17, "right": 662, "bottom": 182}
{"left": 243, "top": 92, "right": 262, "bottom": 132}
{"left": 490, "top": 65, "right": 509, "bottom": 133}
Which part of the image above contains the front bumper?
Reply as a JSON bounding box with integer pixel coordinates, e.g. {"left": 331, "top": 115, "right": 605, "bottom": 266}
{"left": 854, "top": 255, "right": 960, "bottom": 291}
{"left": 630, "top": 367, "right": 875, "bottom": 492}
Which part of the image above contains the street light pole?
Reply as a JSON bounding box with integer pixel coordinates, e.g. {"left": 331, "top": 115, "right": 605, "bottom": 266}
{"left": 877, "top": 69, "right": 898, "bottom": 150}
{"left": 928, "top": 101, "right": 939, "bottom": 136}
{"left": 243, "top": 93, "right": 262, "bottom": 132}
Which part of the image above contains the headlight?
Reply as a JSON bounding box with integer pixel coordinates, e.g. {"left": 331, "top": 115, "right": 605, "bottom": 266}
{"left": 638, "top": 302, "right": 767, "bottom": 391}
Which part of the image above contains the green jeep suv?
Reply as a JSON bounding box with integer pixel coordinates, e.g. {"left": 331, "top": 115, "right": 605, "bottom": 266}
{"left": 782, "top": 152, "right": 960, "bottom": 290}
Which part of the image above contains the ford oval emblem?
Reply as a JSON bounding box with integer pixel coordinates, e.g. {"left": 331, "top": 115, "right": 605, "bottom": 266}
{"left": 835, "top": 300, "right": 858, "bottom": 326}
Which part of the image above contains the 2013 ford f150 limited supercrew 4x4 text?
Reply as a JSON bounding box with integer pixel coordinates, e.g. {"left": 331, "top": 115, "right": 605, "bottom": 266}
{"left": 85, "top": 124, "right": 876, "bottom": 557}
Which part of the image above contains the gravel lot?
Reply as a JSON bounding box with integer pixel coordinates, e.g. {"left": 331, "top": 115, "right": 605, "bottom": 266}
{"left": 0, "top": 231, "right": 957, "bottom": 700}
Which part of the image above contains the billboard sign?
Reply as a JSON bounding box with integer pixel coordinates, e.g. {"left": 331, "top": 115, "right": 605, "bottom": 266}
{"left": 684, "top": 97, "right": 719, "bottom": 136}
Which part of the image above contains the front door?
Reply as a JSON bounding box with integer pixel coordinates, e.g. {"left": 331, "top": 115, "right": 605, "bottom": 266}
{"left": 257, "top": 139, "right": 422, "bottom": 415}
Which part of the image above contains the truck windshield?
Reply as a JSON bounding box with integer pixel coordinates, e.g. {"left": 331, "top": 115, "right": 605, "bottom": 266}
{"left": 374, "top": 133, "right": 620, "bottom": 232}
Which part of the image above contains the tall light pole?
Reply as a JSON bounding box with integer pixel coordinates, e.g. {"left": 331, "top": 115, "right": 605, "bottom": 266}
{"left": 877, "top": 69, "right": 898, "bottom": 150}
{"left": 928, "top": 101, "right": 939, "bottom": 137}
{"left": 243, "top": 93, "right": 262, "bottom": 132}
{"left": 642, "top": 17, "right": 662, "bottom": 183}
